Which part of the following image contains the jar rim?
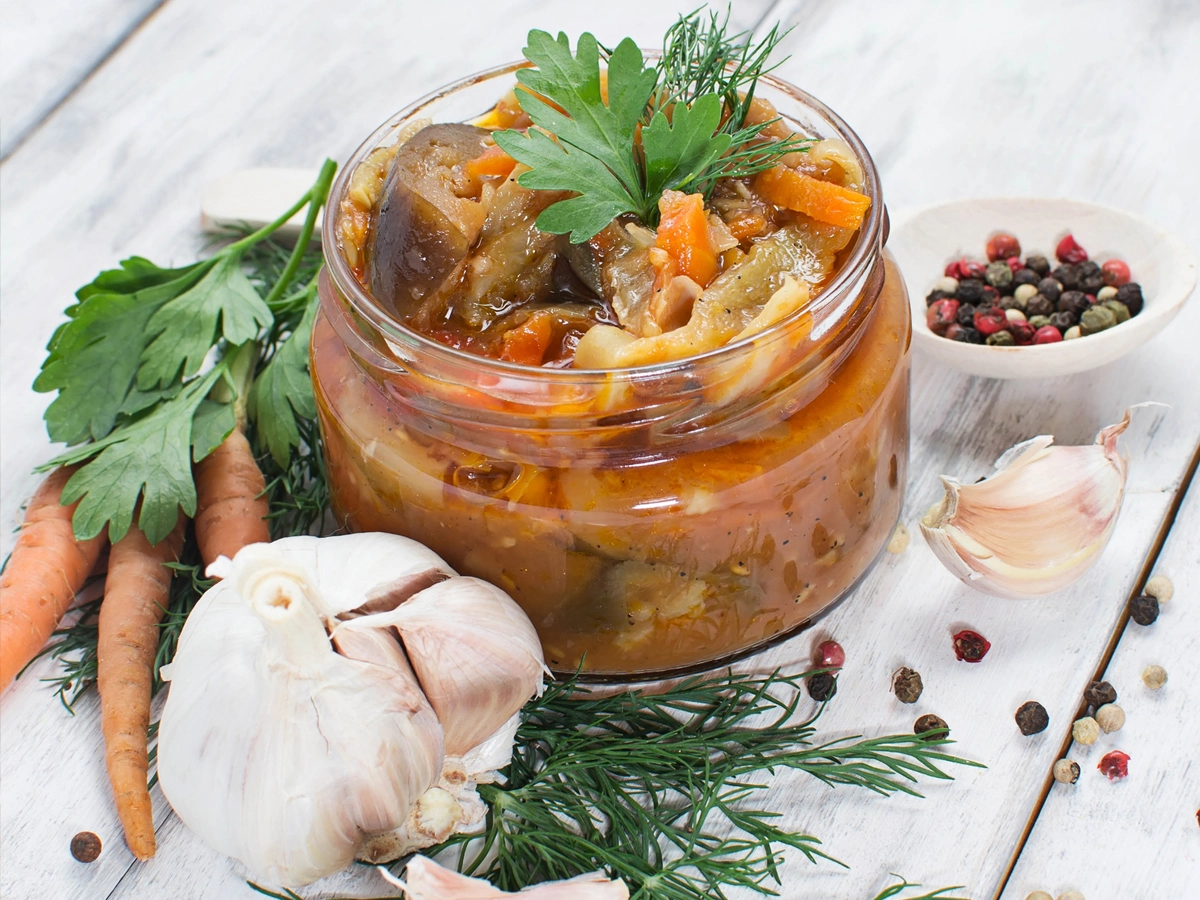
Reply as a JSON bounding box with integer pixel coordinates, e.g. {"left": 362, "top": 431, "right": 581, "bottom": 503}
{"left": 322, "top": 57, "right": 884, "bottom": 383}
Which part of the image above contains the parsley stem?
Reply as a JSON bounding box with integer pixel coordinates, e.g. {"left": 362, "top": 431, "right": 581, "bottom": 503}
{"left": 224, "top": 158, "right": 335, "bottom": 258}
{"left": 263, "top": 159, "right": 337, "bottom": 307}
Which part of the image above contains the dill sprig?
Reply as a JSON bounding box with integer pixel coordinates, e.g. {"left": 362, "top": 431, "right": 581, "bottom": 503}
{"left": 428, "top": 670, "right": 980, "bottom": 900}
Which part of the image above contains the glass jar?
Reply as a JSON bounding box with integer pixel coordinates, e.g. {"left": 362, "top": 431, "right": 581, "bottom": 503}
{"left": 313, "top": 62, "right": 911, "bottom": 679}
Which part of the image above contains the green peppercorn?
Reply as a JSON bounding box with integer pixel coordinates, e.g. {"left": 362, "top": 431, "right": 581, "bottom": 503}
{"left": 1015, "top": 700, "right": 1049, "bottom": 735}
{"left": 914, "top": 713, "right": 949, "bottom": 741}
{"left": 1028, "top": 315, "right": 1052, "bottom": 329}
{"left": 1080, "top": 305, "right": 1117, "bottom": 335}
{"left": 1129, "top": 592, "right": 1159, "bottom": 625}
{"left": 987, "top": 330, "right": 1015, "bottom": 346}
{"left": 985, "top": 261, "right": 1014, "bottom": 292}
{"left": 1102, "top": 299, "right": 1130, "bottom": 323}
{"left": 892, "top": 666, "right": 924, "bottom": 703}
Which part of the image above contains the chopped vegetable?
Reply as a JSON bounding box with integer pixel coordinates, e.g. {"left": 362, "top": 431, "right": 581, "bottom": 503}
{"left": 754, "top": 165, "right": 872, "bottom": 229}
{"left": 466, "top": 144, "right": 518, "bottom": 180}
{"left": 0, "top": 467, "right": 107, "bottom": 692}
{"left": 655, "top": 191, "right": 719, "bottom": 287}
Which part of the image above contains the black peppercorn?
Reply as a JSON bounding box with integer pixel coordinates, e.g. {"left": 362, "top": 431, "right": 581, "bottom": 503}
{"left": 956, "top": 302, "right": 977, "bottom": 327}
{"left": 71, "top": 831, "right": 102, "bottom": 863}
{"left": 1051, "top": 264, "right": 1082, "bottom": 291}
{"left": 1057, "top": 290, "right": 1090, "bottom": 316}
{"left": 1026, "top": 293, "right": 1055, "bottom": 317}
{"left": 955, "top": 279, "right": 985, "bottom": 304}
{"left": 893, "top": 667, "right": 924, "bottom": 703}
{"left": 926, "top": 289, "right": 954, "bottom": 306}
{"left": 1015, "top": 700, "right": 1050, "bottom": 735}
{"left": 1116, "top": 282, "right": 1144, "bottom": 316}
{"left": 1025, "top": 254, "right": 1051, "bottom": 276}
{"left": 1049, "top": 310, "right": 1077, "bottom": 331}
{"left": 1012, "top": 268, "right": 1040, "bottom": 288}
{"left": 957, "top": 326, "right": 984, "bottom": 344}
{"left": 1129, "top": 593, "right": 1159, "bottom": 625}
{"left": 914, "top": 714, "right": 949, "bottom": 741}
{"left": 806, "top": 671, "right": 837, "bottom": 701}
{"left": 1036, "top": 277, "right": 1063, "bottom": 304}
{"left": 1078, "top": 261, "right": 1105, "bottom": 295}
{"left": 1083, "top": 680, "right": 1117, "bottom": 707}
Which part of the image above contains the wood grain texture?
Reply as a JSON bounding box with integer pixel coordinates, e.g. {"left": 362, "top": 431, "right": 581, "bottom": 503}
{"left": 0, "top": 1, "right": 1197, "bottom": 899}
{"left": 0, "top": 0, "right": 167, "bottom": 159}
{"left": 1001, "top": 463, "right": 1200, "bottom": 900}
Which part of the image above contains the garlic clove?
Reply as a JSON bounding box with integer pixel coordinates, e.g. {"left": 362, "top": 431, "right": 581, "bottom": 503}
{"left": 158, "top": 540, "right": 445, "bottom": 888}
{"left": 387, "top": 855, "right": 629, "bottom": 899}
{"left": 335, "top": 576, "right": 546, "bottom": 757}
{"left": 920, "top": 409, "right": 1137, "bottom": 598}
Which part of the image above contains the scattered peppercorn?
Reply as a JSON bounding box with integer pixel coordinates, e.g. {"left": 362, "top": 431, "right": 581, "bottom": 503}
{"left": 987, "top": 232, "right": 1021, "bottom": 261}
{"left": 893, "top": 666, "right": 924, "bottom": 703}
{"left": 1115, "top": 282, "right": 1144, "bottom": 315}
{"left": 952, "top": 629, "right": 991, "bottom": 662}
{"left": 914, "top": 713, "right": 949, "bottom": 741}
{"left": 1141, "top": 664, "right": 1167, "bottom": 689}
{"left": 1143, "top": 574, "right": 1173, "bottom": 603}
{"left": 1095, "top": 703, "right": 1125, "bottom": 733}
{"left": 807, "top": 671, "right": 837, "bottom": 701}
{"left": 1025, "top": 254, "right": 1051, "bottom": 275}
{"left": 1056, "top": 233, "right": 1089, "bottom": 264}
{"left": 1072, "top": 716, "right": 1100, "bottom": 744}
{"left": 71, "top": 831, "right": 102, "bottom": 863}
{"left": 1083, "top": 680, "right": 1117, "bottom": 707}
{"left": 1097, "top": 750, "right": 1129, "bottom": 780}
{"left": 816, "top": 639, "right": 845, "bottom": 669}
{"left": 1129, "top": 593, "right": 1159, "bottom": 625}
{"left": 1079, "top": 304, "right": 1117, "bottom": 335}
{"left": 1015, "top": 700, "right": 1050, "bottom": 735}
{"left": 1052, "top": 758, "right": 1081, "bottom": 784}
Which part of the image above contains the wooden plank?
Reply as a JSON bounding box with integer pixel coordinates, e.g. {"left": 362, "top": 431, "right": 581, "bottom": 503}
{"left": 0, "top": 0, "right": 167, "bottom": 159}
{"left": 0, "top": 3, "right": 773, "bottom": 899}
{"left": 1000, "top": 456, "right": 1200, "bottom": 899}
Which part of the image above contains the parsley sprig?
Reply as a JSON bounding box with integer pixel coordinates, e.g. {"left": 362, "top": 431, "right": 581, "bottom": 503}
{"left": 494, "top": 10, "right": 813, "bottom": 243}
{"left": 35, "top": 160, "right": 337, "bottom": 545}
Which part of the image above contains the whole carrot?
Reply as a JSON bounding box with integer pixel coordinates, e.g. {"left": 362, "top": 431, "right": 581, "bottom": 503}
{"left": 0, "top": 466, "right": 107, "bottom": 693}
{"left": 98, "top": 514, "right": 186, "bottom": 860}
{"left": 193, "top": 428, "right": 270, "bottom": 569}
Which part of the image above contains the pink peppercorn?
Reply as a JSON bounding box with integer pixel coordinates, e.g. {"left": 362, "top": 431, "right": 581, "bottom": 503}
{"left": 952, "top": 629, "right": 991, "bottom": 662}
{"left": 1005, "top": 256, "right": 1024, "bottom": 273}
{"left": 1034, "top": 325, "right": 1062, "bottom": 343}
{"left": 816, "top": 639, "right": 845, "bottom": 669}
{"left": 986, "top": 233, "right": 1021, "bottom": 262}
{"left": 962, "top": 260, "right": 987, "bottom": 280}
{"left": 1009, "top": 321, "right": 1036, "bottom": 345}
{"left": 1056, "top": 233, "right": 1089, "bottom": 264}
{"left": 1102, "top": 259, "right": 1131, "bottom": 286}
{"left": 1085, "top": 293, "right": 1096, "bottom": 305}
{"left": 944, "top": 260, "right": 964, "bottom": 278}
{"left": 1098, "top": 750, "right": 1130, "bottom": 780}
{"left": 926, "top": 298, "right": 960, "bottom": 335}
{"left": 974, "top": 306, "right": 1008, "bottom": 335}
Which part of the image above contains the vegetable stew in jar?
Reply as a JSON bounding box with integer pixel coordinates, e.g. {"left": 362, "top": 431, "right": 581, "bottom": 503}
{"left": 314, "top": 51, "right": 910, "bottom": 678}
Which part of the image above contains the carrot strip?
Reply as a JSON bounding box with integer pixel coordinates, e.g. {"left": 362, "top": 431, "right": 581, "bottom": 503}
{"left": 0, "top": 466, "right": 106, "bottom": 692}
{"left": 754, "top": 165, "right": 871, "bottom": 229}
{"left": 655, "top": 191, "right": 720, "bottom": 288}
{"left": 193, "top": 428, "right": 270, "bottom": 570}
{"left": 467, "top": 145, "right": 518, "bottom": 180}
{"left": 98, "top": 515, "right": 186, "bottom": 860}
{"left": 500, "top": 311, "right": 556, "bottom": 366}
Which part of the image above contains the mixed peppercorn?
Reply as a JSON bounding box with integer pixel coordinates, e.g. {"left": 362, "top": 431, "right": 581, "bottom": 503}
{"left": 925, "top": 232, "right": 1145, "bottom": 346}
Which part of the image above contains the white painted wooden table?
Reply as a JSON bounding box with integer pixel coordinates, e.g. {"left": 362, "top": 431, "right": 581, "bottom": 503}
{"left": 2, "top": 2, "right": 1198, "bottom": 898}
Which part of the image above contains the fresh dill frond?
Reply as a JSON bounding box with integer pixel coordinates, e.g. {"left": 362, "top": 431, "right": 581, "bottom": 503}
{"left": 426, "top": 669, "right": 979, "bottom": 900}
{"left": 871, "top": 877, "right": 972, "bottom": 900}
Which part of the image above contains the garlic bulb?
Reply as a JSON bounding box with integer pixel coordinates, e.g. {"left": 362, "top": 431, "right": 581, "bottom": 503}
{"left": 386, "top": 855, "right": 629, "bottom": 899}
{"left": 158, "top": 533, "right": 545, "bottom": 887}
{"left": 920, "top": 409, "right": 1138, "bottom": 598}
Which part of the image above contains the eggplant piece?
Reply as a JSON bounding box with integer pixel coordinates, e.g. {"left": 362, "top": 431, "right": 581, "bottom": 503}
{"left": 368, "top": 124, "right": 492, "bottom": 314}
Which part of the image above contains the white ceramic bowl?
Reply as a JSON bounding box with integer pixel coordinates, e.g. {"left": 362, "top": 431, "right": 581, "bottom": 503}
{"left": 889, "top": 198, "right": 1197, "bottom": 379}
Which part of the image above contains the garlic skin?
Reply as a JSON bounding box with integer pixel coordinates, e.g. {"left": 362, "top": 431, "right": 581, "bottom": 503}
{"left": 386, "top": 855, "right": 629, "bottom": 899}
{"left": 158, "top": 534, "right": 546, "bottom": 888}
{"left": 920, "top": 410, "right": 1136, "bottom": 598}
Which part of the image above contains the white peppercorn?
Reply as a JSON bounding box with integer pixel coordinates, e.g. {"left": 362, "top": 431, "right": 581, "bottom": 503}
{"left": 1006, "top": 308, "right": 1027, "bottom": 323}
{"left": 1144, "top": 574, "right": 1173, "bottom": 603}
{"left": 1072, "top": 716, "right": 1100, "bottom": 744}
{"left": 934, "top": 276, "right": 959, "bottom": 294}
{"left": 1063, "top": 325, "right": 1081, "bottom": 340}
{"left": 1096, "top": 703, "right": 1125, "bottom": 733}
{"left": 1142, "top": 664, "right": 1167, "bottom": 689}
{"left": 1025, "top": 893, "right": 1053, "bottom": 900}
{"left": 1097, "top": 285, "right": 1118, "bottom": 302}
{"left": 1014, "top": 283, "right": 1039, "bottom": 305}
{"left": 1052, "top": 758, "right": 1080, "bottom": 784}
{"left": 1058, "top": 891, "right": 1086, "bottom": 900}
